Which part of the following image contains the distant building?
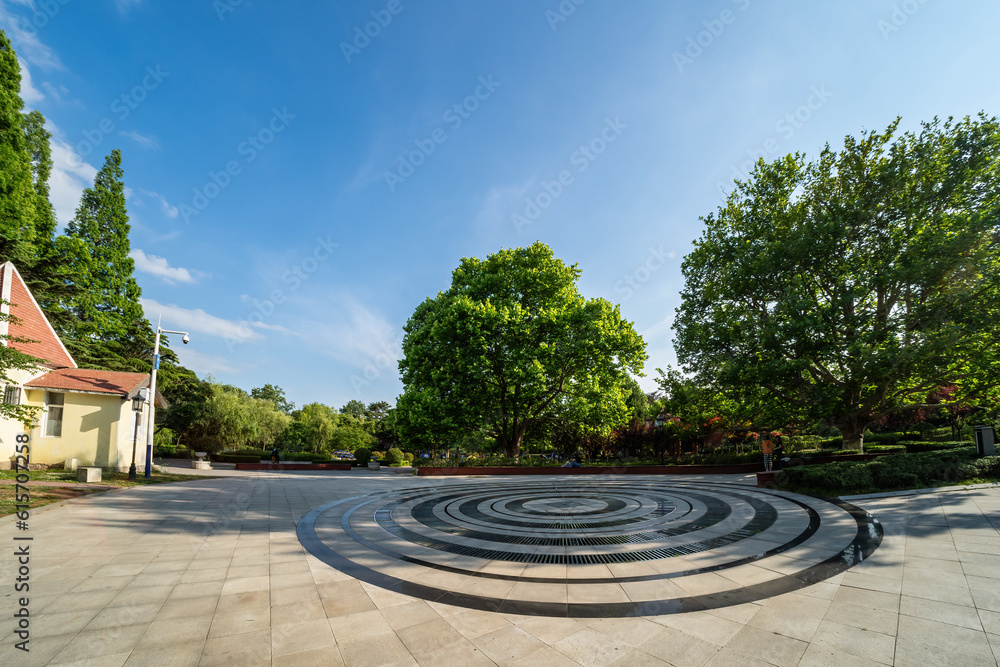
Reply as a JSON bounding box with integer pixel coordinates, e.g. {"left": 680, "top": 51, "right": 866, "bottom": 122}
{"left": 0, "top": 261, "right": 165, "bottom": 470}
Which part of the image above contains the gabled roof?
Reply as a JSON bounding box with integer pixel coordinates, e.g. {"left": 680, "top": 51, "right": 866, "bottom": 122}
{"left": 0, "top": 261, "right": 76, "bottom": 369}
{"left": 25, "top": 368, "right": 167, "bottom": 408}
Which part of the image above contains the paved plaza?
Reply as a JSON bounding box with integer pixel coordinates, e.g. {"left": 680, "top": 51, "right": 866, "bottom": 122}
{"left": 2, "top": 469, "right": 999, "bottom": 666}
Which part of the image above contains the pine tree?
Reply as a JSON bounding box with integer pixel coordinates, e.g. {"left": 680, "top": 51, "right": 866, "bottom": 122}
{"left": 65, "top": 150, "right": 146, "bottom": 343}
{"left": 0, "top": 31, "right": 38, "bottom": 265}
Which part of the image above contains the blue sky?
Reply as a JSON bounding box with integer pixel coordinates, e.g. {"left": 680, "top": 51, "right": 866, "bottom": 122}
{"left": 3, "top": 0, "right": 999, "bottom": 411}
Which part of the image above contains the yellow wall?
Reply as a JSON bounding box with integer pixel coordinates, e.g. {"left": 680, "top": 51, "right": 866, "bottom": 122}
{"left": 0, "top": 366, "right": 45, "bottom": 466}
{"left": 23, "top": 389, "right": 129, "bottom": 468}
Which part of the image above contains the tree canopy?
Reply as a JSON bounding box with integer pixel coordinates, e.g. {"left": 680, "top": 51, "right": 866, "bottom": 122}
{"left": 398, "top": 242, "right": 647, "bottom": 456}
{"left": 673, "top": 115, "right": 1000, "bottom": 449}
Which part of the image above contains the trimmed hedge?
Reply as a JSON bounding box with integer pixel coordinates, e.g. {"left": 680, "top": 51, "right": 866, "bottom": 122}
{"left": 780, "top": 446, "right": 997, "bottom": 496}
{"left": 354, "top": 448, "right": 371, "bottom": 466}
{"left": 213, "top": 454, "right": 261, "bottom": 464}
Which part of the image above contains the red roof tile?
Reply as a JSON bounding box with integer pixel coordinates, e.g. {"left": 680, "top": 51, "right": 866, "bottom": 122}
{"left": 25, "top": 368, "right": 166, "bottom": 407}
{"left": 1, "top": 262, "right": 76, "bottom": 369}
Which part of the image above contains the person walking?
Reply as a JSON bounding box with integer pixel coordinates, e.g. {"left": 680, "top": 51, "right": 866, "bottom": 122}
{"left": 271, "top": 445, "right": 281, "bottom": 465}
{"left": 772, "top": 436, "right": 784, "bottom": 471}
{"left": 761, "top": 435, "right": 774, "bottom": 471}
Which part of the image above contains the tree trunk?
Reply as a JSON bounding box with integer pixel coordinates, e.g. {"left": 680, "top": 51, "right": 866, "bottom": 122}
{"left": 835, "top": 416, "right": 867, "bottom": 451}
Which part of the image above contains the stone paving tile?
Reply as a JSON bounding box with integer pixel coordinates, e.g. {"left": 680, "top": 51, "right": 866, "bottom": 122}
{"left": 123, "top": 639, "right": 205, "bottom": 666}
{"left": 12, "top": 474, "right": 1000, "bottom": 666}
{"left": 471, "top": 624, "right": 548, "bottom": 664}
{"left": 397, "top": 617, "right": 468, "bottom": 655}
{"left": 337, "top": 632, "right": 418, "bottom": 667}
{"left": 898, "top": 594, "right": 982, "bottom": 631}
{"left": 747, "top": 592, "right": 832, "bottom": 642}
{"left": 894, "top": 614, "right": 996, "bottom": 666}
{"left": 637, "top": 625, "right": 721, "bottom": 667}
{"left": 809, "top": 620, "right": 895, "bottom": 664}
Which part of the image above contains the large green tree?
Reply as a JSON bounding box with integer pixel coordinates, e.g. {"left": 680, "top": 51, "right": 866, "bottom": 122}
{"left": 398, "top": 242, "right": 647, "bottom": 457}
{"left": 673, "top": 115, "right": 1000, "bottom": 450}
{"left": 63, "top": 149, "right": 146, "bottom": 344}
{"left": 0, "top": 31, "right": 38, "bottom": 266}
{"left": 251, "top": 384, "right": 295, "bottom": 414}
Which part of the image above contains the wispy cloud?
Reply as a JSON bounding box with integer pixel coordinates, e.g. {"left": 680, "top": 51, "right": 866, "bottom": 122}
{"left": 114, "top": 0, "right": 142, "bottom": 13}
{"left": 136, "top": 189, "right": 178, "bottom": 218}
{"left": 173, "top": 348, "right": 241, "bottom": 375}
{"left": 140, "top": 298, "right": 265, "bottom": 342}
{"left": 17, "top": 57, "right": 42, "bottom": 104}
{"left": 121, "top": 130, "right": 160, "bottom": 151}
{"left": 0, "top": 2, "right": 63, "bottom": 69}
{"left": 131, "top": 249, "right": 201, "bottom": 284}
{"left": 48, "top": 138, "right": 98, "bottom": 226}
{"left": 297, "top": 299, "right": 402, "bottom": 370}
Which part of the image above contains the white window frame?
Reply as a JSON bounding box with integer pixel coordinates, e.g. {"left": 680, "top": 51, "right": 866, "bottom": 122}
{"left": 44, "top": 392, "right": 64, "bottom": 438}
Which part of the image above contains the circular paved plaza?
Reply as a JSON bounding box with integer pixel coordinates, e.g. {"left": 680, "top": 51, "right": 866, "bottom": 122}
{"left": 298, "top": 479, "right": 882, "bottom": 617}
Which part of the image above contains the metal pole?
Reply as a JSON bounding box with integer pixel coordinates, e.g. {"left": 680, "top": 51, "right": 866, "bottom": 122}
{"left": 144, "top": 325, "right": 162, "bottom": 478}
{"left": 129, "top": 407, "right": 141, "bottom": 482}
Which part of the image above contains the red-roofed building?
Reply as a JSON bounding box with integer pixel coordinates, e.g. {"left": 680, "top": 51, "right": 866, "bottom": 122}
{"left": 1, "top": 262, "right": 163, "bottom": 470}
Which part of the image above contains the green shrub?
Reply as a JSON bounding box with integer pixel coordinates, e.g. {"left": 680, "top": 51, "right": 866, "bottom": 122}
{"left": 354, "top": 447, "right": 371, "bottom": 466}
{"left": 371, "top": 450, "right": 384, "bottom": 461}
{"left": 403, "top": 452, "right": 414, "bottom": 463}
{"left": 384, "top": 448, "right": 404, "bottom": 466}
{"left": 780, "top": 448, "right": 997, "bottom": 495}
{"left": 904, "top": 441, "right": 972, "bottom": 453}
{"left": 280, "top": 452, "right": 330, "bottom": 462}
{"left": 212, "top": 454, "right": 261, "bottom": 464}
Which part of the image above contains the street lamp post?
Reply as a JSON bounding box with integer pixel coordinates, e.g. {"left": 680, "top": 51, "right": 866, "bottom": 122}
{"left": 129, "top": 388, "right": 148, "bottom": 482}
{"left": 145, "top": 320, "right": 190, "bottom": 478}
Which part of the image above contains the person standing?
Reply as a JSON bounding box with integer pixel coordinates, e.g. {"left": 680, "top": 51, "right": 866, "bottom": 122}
{"left": 761, "top": 435, "right": 774, "bottom": 471}
{"left": 772, "top": 436, "right": 784, "bottom": 471}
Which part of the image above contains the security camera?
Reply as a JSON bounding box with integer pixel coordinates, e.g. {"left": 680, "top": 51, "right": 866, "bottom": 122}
{"left": 182, "top": 334, "right": 190, "bottom": 345}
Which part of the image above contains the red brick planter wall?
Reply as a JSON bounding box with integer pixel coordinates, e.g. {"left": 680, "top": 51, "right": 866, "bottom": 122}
{"left": 417, "top": 463, "right": 765, "bottom": 476}
{"left": 234, "top": 463, "right": 352, "bottom": 471}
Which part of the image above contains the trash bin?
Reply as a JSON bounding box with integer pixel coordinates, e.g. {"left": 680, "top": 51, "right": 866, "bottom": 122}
{"left": 974, "top": 425, "right": 996, "bottom": 457}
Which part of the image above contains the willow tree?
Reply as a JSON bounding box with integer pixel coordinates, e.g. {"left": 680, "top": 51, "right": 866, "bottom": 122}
{"left": 398, "top": 242, "right": 647, "bottom": 457}
{"left": 674, "top": 115, "right": 1000, "bottom": 450}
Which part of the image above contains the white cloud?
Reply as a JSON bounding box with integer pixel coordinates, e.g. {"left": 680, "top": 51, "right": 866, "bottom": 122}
{"left": 172, "top": 348, "right": 240, "bottom": 375}
{"left": 137, "top": 189, "right": 178, "bottom": 218}
{"left": 48, "top": 138, "right": 98, "bottom": 226}
{"left": 297, "top": 299, "right": 402, "bottom": 371}
{"left": 130, "top": 249, "right": 201, "bottom": 284}
{"left": 17, "top": 57, "right": 42, "bottom": 104}
{"left": 115, "top": 0, "right": 142, "bottom": 12}
{"left": 121, "top": 130, "right": 159, "bottom": 151}
{"left": 472, "top": 180, "right": 535, "bottom": 235}
{"left": 140, "top": 298, "right": 265, "bottom": 342}
{"left": 0, "top": 3, "right": 63, "bottom": 69}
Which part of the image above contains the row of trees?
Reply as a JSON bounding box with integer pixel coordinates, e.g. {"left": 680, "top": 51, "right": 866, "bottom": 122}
{"left": 0, "top": 31, "right": 197, "bottom": 407}
{"left": 389, "top": 116, "right": 1000, "bottom": 456}
{"left": 158, "top": 379, "right": 398, "bottom": 454}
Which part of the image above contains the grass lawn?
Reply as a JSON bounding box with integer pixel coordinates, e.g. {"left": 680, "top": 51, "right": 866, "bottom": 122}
{"left": 0, "top": 469, "right": 218, "bottom": 517}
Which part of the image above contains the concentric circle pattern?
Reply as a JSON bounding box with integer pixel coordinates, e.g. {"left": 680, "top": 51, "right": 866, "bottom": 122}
{"left": 297, "top": 479, "right": 882, "bottom": 617}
